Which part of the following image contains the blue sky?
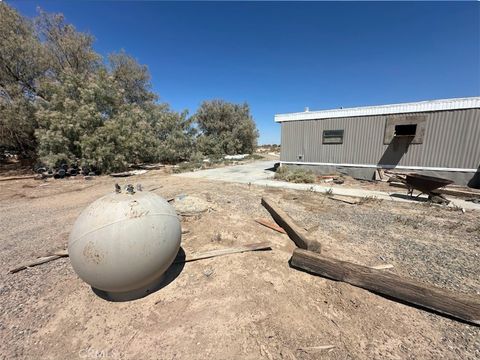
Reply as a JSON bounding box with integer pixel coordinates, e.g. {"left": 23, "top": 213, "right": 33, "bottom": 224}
{"left": 10, "top": 1, "right": 480, "bottom": 144}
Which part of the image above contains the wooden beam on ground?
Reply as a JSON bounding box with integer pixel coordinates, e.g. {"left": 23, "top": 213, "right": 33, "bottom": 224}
{"left": 370, "top": 264, "right": 394, "bottom": 270}
{"left": 255, "top": 218, "right": 287, "bottom": 234}
{"left": 0, "top": 175, "right": 36, "bottom": 182}
{"left": 9, "top": 249, "right": 69, "bottom": 274}
{"left": 291, "top": 248, "right": 480, "bottom": 326}
{"left": 389, "top": 182, "right": 480, "bottom": 199}
{"left": 328, "top": 195, "right": 360, "bottom": 205}
{"left": 261, "top": 197, "right": 321, "bottom": 252}
{"left": 433, "top": 187, "right": 480, "bottom": 198}
{"left": 175, "top": 242, "right": 271, "bottom": 264}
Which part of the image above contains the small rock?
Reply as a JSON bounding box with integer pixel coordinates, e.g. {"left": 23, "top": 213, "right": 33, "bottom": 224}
{"left": 203, "top": 268, "right": 214, "bottom": 277}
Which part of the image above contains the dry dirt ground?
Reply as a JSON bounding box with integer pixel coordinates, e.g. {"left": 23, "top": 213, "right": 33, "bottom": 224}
{"left": 0, "top": 170, "right": 479, "bottom": 360}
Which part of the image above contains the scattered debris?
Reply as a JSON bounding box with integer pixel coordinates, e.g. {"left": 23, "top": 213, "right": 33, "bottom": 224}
{"left": 261, "top": 197, "right": 321, "bottom": 252}
{"left": 254, "top": 218, "right": 287, "bottom": 234}
{"left": 174, "top": 242, "right": 272, "bottom": 264}
{"left": 110, "top": 169, "right": 148, "bottom": 177}
{"left": 324, "top": 188, "right": 333, "bottom": 196}
{"left": 328, "top": 195, "right": 360, "bottom": 205}
{"left": 370, "top": 264, "right": 394, "bottom": 270}
{"left": 211, "top": 232, "right": 222, "bottom": 242}
{"left": 388, "top": 180, "right": 480, "bottom": 199}
{"left": 291, "top": 248, "right": 480, "bottom": 326}
{"left": 54, "top": 169, "right": 66, "bottom": 179}
{"left": 0, "top": 175, "right": 36, "bottom": 182}
{"left": 203, "top": 267, "right": 215, "bottom": 277}
{"left": 297, "top": 345, "right": 336, "bottom": 352}
{"left": 333, "top": 177, "right": 345, "bottom": 185}
{"left": 129, "top": 170, "right": 148, "bottom": 176}
{"left": 9, "top": 249, "right": 68, "bottom": 274}
{"left": 224, "top": 154, "right": 249, "bottom": 160}
{"left": 435, "top": 188, "right": 480, "bottom": 198}
{"left": 135, "top": 163, "right": 165, "bottom": 170}
{"left": 465, "top": 197, "right": 480, "bottom": 204}
{"left": 173, "top": 195, "right": 210, "bottom": 215}
{"left": 110, "top": 172, "right": 130, "bottom": 177}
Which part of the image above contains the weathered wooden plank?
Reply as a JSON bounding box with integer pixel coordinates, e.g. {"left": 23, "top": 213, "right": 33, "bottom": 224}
{"left": 175, "top": 242, "right": 272, "bottom": 264}
{"left": 0, "top": 175, "right": 36, "bottom": 182}
{"left": 9, "top": 249, "right": 69, "bottom": 274}
{"left": 255, "top": 218, "right": 287, "bottom": 234}
{"left": 261, "top": 197, "right": 321, "bottom": 252}
{"left": 389, "top": 182, "right": 480, "bottom": 198}
{"left": 291, "top": 248, "right": 480, "bottom": 326}
{"left": 328, "top": 195, "right": 360, "bottom": 205}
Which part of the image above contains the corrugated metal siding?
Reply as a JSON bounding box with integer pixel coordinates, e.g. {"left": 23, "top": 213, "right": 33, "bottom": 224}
{"left": 280, "top": 108, "right": 480, "bottom": 169}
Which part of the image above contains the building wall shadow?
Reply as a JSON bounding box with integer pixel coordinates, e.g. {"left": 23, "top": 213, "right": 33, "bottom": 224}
{"left": 378, "top": 137, "right": 413, "bottom": 168}
{"left": 467, "top": 166, "right": 480, "bottom": 189}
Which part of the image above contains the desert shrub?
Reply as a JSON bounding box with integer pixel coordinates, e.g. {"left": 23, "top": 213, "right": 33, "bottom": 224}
{"left": 274, "top": 166, "right": 316, "bottom": 183}
{"left": 195, "top": 100, "right": 259, "bottom": 157}
{"left": 247, "top": 154, "right": 264, "bottom": 160}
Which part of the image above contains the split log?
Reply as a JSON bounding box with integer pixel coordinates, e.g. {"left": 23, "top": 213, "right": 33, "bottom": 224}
{"left": 291, "top": 248, "right": 480, "bottom": 326}
{"left": 175, "top": 242, "right": 271, "bottom": 264}
{"left": 9, "top": 249, "right": 69, "bottom": 274}
{"left": 255, "top": 218, "right": 287, "bottom": 234}
{"left": 261, "top": 197, "right": 321, "bottom": 252}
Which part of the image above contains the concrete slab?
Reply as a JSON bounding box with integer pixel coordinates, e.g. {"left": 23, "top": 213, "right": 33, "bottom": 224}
{"left": 177, "top": 161, "right": 480, "bottom": 211}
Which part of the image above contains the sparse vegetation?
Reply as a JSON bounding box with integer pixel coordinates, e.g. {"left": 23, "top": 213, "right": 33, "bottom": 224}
{"left": 358, "top": 195, "right": 382, "bottom": 205}
{"left": 247, "top": 154, "right": 264, "bottom": 160}
{"left": 274, "top": 166, "right": 316, "bottom": 183}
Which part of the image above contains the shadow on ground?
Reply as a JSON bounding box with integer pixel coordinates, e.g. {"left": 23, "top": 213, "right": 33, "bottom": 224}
{"left": 389, "top": 193, "right": 429, "bottom": 203}
{"left": 92, "top": 247, "right": 186, "bottom": 302}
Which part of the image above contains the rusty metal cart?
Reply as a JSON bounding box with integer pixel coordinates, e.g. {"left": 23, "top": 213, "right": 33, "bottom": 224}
{"left": 402, "top": 173, "right": 454, "bottom": 204}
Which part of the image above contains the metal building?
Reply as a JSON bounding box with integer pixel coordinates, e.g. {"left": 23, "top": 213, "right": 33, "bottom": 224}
{"left": 275, "top": 97, "right": 480, "bottom": 187}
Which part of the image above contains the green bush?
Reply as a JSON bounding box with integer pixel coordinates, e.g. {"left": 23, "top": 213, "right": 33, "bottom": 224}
{"left": 274, "top": 166, "right": 316, "bottom": 183}
{"left": 195, "top": 100, "right": 259, "bottom": 157}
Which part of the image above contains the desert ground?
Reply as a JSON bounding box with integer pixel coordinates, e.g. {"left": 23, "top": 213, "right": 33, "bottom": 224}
{"left": 0, "top": 166, "right": 479, "bottom": 359}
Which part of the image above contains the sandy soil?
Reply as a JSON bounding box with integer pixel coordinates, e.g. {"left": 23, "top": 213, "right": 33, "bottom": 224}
{"left": 0, "top": 170, "right": 479, "bottom": 359}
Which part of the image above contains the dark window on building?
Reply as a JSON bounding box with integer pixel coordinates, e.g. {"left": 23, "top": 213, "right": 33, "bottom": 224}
{"left": 384, "top": 116, "right": 425, "bottom": 144}
{"left": 323, "top": 130, "right": 344, "bottom": 144}
{"left": 394, "top": 124, "right": 417, "bottom": 137}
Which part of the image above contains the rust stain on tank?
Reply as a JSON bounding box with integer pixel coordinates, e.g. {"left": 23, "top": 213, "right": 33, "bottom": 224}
{"left": 83, "top": 241, "right": 104, "bottom": 264}
{"left": 127, "top": 200, "right": 149, "bottom": 218}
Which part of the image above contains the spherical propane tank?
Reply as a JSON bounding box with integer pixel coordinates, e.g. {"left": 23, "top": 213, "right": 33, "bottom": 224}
{"left": 68, "top": 190, "right": 181, "bottom": 296}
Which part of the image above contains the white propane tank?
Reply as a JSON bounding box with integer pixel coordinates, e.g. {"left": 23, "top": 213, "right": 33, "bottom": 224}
{"left": 68, "top": 189, "right": 181, "bottom": 299}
